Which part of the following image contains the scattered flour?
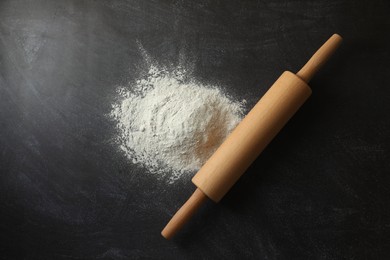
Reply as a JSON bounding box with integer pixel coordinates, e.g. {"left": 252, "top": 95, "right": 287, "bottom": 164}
{"left": 111, "top": 61, "right": 245, "bottom": 182}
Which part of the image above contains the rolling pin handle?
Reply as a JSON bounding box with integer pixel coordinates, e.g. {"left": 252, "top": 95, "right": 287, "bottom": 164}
{"left": 161, "top": 188, "right": 208, "bottom": 239}
{"left": 296, "top": 34, "right": 343, "bottom": 83}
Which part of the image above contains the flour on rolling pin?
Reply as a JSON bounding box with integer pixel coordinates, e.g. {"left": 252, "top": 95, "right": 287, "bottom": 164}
{"left": 110, "top": 47, "right": 246, "bottom": 183}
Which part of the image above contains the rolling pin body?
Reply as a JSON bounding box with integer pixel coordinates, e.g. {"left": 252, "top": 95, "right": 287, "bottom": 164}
{"left": 192, "top": 71, "right": 311, "bottom": 202}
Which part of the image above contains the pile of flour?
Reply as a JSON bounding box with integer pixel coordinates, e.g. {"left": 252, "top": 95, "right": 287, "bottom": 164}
{"left": 111, "top": 64, "right": 245, "bottom": 182}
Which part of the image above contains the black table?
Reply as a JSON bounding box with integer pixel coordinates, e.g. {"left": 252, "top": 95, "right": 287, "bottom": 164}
{"left": 1, "top": 0, "right": 389, "bottom": 259}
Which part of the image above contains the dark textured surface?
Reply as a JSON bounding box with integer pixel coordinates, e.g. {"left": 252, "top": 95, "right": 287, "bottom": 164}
{"left": 1, "top": 0, "right": 390, "bottom": 259}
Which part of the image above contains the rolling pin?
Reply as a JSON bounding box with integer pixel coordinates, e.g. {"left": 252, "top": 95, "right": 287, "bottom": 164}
{"left": 161, "top": 34, "right": 343, "bottom": 239}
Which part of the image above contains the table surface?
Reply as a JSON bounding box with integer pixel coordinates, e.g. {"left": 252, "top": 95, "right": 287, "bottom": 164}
{"left": 1, "top": 0, "right": 390, "bottom": 259}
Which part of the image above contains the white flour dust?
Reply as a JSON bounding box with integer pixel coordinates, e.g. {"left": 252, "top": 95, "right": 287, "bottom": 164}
{"left": 111, "top": 60, "right": 245, "bottom": 182}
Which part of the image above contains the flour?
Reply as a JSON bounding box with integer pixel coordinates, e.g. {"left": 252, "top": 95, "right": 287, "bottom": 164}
{"left": 111, "top": 62, "right": 245, "bottom": 182}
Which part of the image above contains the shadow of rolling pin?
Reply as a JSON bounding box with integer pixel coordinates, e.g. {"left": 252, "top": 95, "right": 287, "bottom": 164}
{"left": 162, "top": 34, "right": 343, "bottom": 240}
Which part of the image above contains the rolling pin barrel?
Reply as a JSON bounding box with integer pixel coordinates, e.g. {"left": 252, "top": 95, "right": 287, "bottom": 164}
{"left": 192, "top": 71, "right": 311, "bottom": 202}
{"left": 162, "top": 34, "right": 342, "bottom": 239}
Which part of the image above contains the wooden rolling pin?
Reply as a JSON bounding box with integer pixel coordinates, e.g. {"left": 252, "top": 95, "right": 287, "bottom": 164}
{"left": 162, "top": 34, "right": 343, "bottom": 239}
